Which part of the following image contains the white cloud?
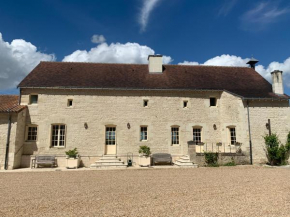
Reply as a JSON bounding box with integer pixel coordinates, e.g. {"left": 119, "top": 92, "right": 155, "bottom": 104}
{"left": 240, "top": 2, "right": 290, "bottom": 31}
{"left": 0, "top": 33, "right": 55, "bottom": 90}
{"left": 218, "top": 0, "right": 238, "bottom": 16}
{"left": 91, "top": 34, "right": 106, "bottom": 44}
{"left": 139, "top": 0, "right": 161, "bottom": 32}
{"left": 63, "top": 41, "right": 172, "bottom": 64}
{"left": 178, "top": 54, "right": 290, "bottom": 87}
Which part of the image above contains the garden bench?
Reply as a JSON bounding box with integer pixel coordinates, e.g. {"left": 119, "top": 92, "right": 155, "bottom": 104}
{"left": 31, "top": 155, "right": 57, "bottom": 168}
{"left": 152, "top": 153, "right": 172, "bottom": 166}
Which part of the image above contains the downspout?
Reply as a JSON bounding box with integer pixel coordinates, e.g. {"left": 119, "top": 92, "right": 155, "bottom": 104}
{"left": 246, "top": 100, "right": 253, "bottom": 165}
{"left": 5, "top": 109, "right": 12, "bottom": 170}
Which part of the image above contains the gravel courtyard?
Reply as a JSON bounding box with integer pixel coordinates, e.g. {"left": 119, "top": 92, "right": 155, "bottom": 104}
{"left": 1, "top": 166, "right": 290, "bottom": 217}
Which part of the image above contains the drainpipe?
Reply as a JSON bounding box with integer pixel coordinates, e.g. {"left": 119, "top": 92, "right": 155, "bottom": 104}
{"left": 5, "top": 109, "right": 12, "bottom": 170}
{"left": 246, "top": 100, "right": 253, "bottom": 165}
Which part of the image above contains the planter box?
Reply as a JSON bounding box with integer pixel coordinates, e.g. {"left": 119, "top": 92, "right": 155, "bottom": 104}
{"left": 139, "top": 156, "right": 151, "bottom": 167}
{"left": 66, "top": 158, "right": 80, "bottom": 169}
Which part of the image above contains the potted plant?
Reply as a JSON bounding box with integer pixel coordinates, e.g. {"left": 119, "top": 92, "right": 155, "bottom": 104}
{"left": 65, "top": 148, "right": 80, "bottom": 169}
{"left": 138, "top": 145, "right": 151, "bottom": 167}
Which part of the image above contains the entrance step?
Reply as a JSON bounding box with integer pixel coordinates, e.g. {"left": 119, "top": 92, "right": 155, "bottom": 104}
{"left": 90, "top": 155, "right": 127, "bottom": 169}
{"left": 174, "top": 155, "right": 198, "bottom": 168}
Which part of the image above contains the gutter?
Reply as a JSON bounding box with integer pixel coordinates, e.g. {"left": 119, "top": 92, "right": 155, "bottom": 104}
{"left": 246, "top": 100, "right": 253, "bottom": 165}
{"left": 18, "top": 87, "right": 289, "bottom": 101}
{"left": 4, "top": 105, "right": 18, "bottom": 170}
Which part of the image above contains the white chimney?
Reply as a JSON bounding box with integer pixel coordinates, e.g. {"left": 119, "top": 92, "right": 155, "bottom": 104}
{"left": 148, "top": 55, "right": 163, "bottom": 73}
{"left": 271, "top": 70, "right": 284, "bottom": 95}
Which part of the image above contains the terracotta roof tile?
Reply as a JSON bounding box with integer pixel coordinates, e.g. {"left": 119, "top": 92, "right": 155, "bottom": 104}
{"left": 0, "top": 95, "right": 26, "bottom": 113}
{"left": 18, "top": 62, "right": 289, "bottom": 99}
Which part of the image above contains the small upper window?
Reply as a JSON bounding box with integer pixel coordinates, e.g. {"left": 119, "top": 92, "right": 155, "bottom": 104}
{"left": 30, "top": 95, "right": 38, "bottom": 104}
{"left": 67, "top": 99, "right": 73, "bottom": 107}
{"left": 210, "top": 97, "right": 216, "bottom": 107}
{"left": 183, "top": 101, "right": 188, "bottom": 108}
{"left": 143, "top": 100, "right": 148, "bottom": 107}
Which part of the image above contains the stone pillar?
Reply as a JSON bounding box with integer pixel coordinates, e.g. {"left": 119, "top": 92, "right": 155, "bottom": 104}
{"left": 187, "top": 141, "right": 196, "bottom": 163}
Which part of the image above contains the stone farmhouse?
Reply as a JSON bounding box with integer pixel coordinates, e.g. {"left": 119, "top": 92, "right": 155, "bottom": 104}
{"left": 0, "top": 55, "right": 289, "bottom": 169}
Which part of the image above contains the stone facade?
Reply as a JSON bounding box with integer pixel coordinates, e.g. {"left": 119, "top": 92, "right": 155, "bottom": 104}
{"left": 0, "top": 109, "right": 26, "bottom": 169}
{"left": 18, "top": 88, "right": 290, "bottom": 168}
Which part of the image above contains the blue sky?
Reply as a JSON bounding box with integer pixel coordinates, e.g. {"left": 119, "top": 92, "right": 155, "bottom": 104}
{"left": 0, "top": 0, "right": 290, "bottom": 95}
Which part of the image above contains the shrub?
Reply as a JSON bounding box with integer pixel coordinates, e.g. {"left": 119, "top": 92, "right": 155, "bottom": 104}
{"left": 204, "top": 151, "right": 219, "bottom": 167}
{"left": 65, "top": 148, "right": 78, "bottom": 158}
{"left": 264, "top": 133, "right": 290, "bottom": 166}
{"left": 139, "top": 145, "right": 151, "bottom": 156}
{"left": 223, "top": 157, "right": 236, "bottom": 166}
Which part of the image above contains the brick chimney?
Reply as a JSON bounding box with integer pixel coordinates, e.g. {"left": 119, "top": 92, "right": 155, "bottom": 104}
{"left": 271, "top": 70, "right": 284, "bottom": 95}
{"left": 148, "top": 55, "right": 163, "bottom": 73}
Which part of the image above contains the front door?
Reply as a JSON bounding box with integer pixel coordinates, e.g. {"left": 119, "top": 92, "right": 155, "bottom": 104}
{"left": 105, "top": 127, "right": 116, "bottom": 155}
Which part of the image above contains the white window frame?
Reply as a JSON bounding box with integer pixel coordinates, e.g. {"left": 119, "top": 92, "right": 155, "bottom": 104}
{"left": 193, "top": 127, "right": 202, "bottom": 144}
{"left": 106, "top": 127, "right": 116, "bottom": 145}
{"left": 171, "top": 126, "right": 180, "bottom": 145}
{"left": 25, "top": 125, "right": 38, "bottom": 142}
{"left": 51, "top": 124, "right": 66, "bottom": 147}
{"left": 140, "top": 126, "right": 148, "bottom": 141}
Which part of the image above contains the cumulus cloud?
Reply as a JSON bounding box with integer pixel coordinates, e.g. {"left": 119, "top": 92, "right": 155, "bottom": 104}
{"left": 240, "top": 2, "right": 290, "bottom": 31}
{"left": 91, "top": 34, "right": 106, "bottom": 44}
{"left": 178, "top": 54, "right": 290, "bottom": 87}
{"left": 0, "top": 33, "right": 55, "bottom": 90}
{"left": 63, "top": 42, "right": 172, "bottom": 64}
{"left": 139, "top": 0, "right": 161, "bottom": 32}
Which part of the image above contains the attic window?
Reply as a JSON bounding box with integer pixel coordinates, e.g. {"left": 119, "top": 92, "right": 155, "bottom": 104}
{"left": 67, "top": 99, "right": 73, "bottom": 107}
{"left": 143, "top": 100, "right": 148, "bottom": 107}
{"left": 30, "top": 95, "right": 38, "bottom": 104}
{"left": 183, "top": 100, "right": 188, "bottom": 108}
{"left": 210, "top": 97, "right": 217, "bottom": 107}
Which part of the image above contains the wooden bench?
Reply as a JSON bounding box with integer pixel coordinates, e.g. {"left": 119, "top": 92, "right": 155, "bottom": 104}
{"left": 31, "top": 155, "right": 57, "bottom": 168}
{"left": 152, "top": 153, "right": 172, "bottom": 166}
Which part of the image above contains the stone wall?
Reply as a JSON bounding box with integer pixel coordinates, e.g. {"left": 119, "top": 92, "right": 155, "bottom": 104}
{"left": 0, "top": 109, "right": 26, "bottom": 169}
{"left": 19, "top": 88, "right": 289, "bottom": 167}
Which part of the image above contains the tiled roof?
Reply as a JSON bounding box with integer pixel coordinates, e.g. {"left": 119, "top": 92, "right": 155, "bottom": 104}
{"left": 18, "top": 61, "right": 289, "bottom": 99}
{"left": 0, "top": 95, "right": 26, "bottom": 113}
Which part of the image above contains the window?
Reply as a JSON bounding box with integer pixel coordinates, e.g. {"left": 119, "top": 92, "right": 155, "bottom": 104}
{"left": 143, "top": 100, "right": 148, "bottom": 107}
{"left": 26, "top": 126, "right": 37, "bottom": 141}
{"left": 140, "top": 126, "right": 148, "bottom": 141}
{"left": 171, "top": 127, "right": 179, "bottom": 145}
{"left": 210, "top": 97, "right": 216, "bottom": 107}
{"left": 193, "top": 128, "right": 201, "bottom": 144}
{"left": 67, "top": 99, "right": 73, "bottom": 107}
{"left": 51, "top": 124, "right": 66, "bottom": 147}
{"left": 106, "top": 127, "right": 116, "bottom": 145}
{"left": 229, "top": 128, "right": 236, "bottom": 145}
{"left": 30, "top": 95, "right": 38, "bottom": 104}
{"left": 183, "top": 100, "right": 188, "bottom": 108}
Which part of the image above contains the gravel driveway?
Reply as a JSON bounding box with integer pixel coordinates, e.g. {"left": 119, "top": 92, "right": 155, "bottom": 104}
{"left": 1, "top": 166, "right": 290, "bottom": 217}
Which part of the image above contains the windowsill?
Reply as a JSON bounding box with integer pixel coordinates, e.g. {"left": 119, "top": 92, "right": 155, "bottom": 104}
{"left": 140, "top": 140, "right": 148, "bottom": 142}
{"left": 66, "top": 107, "right": 74, "bottom": 109}
{"left": 29, "top": 104, "right": 38, "bottom": 106}
{"left": 50, "top": 147, "right": 66, "bottom": 149}
{"left": 171, "top": 144, "right": 180, "bottom": 146}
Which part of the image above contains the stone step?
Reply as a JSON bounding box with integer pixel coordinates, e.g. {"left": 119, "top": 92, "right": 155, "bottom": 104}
{"left": 90, "top": 155, "right": 126, "bottom": 169}
{"left": 90, "top": 165, "right": 128, "bottom": 169}
{"left": 94, "top": 162, "right": 125, "bottom": 166}
{"left": 95, "top": 159, "right": 122, "bottom": 163}
{"left": 174, "top": 162, "right": 198, "bottom": 168}
{"left": 175, "top": 159, "right": 192, "bottom": 163}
